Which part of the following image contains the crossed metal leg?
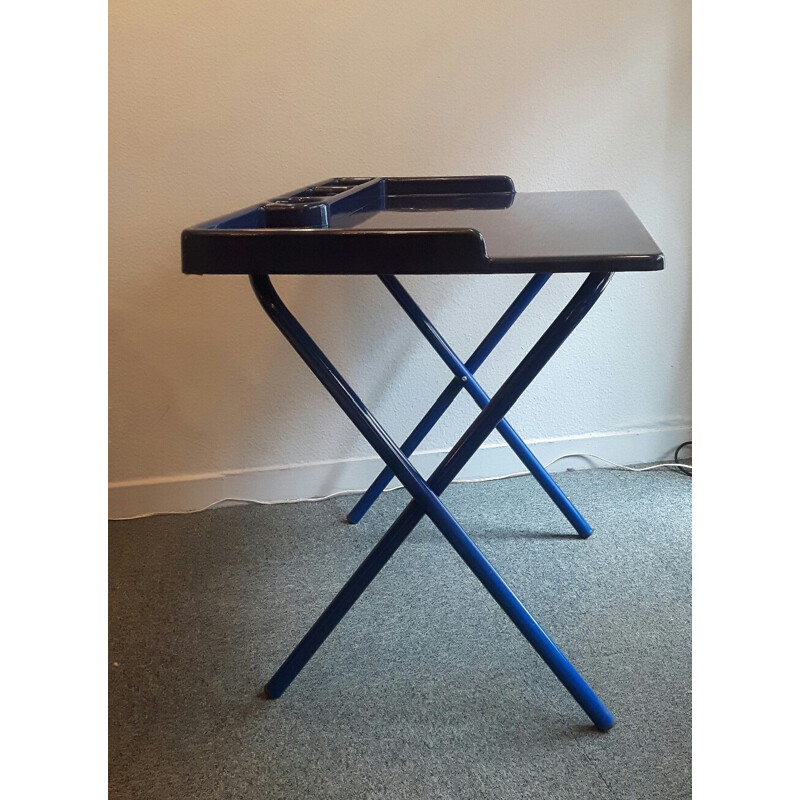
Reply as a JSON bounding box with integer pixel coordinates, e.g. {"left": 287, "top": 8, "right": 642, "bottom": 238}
{"left": 347, "top": 274, "right": 592, "bottom": 537}
{"left": 372, "top": 275, "right": 593, "bottom": 537}
{"left": 250, "top": 272, "right": 615, "bottom": 731}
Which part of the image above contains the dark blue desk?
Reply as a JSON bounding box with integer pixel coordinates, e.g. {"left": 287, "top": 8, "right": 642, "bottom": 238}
{"left": 182, "top": 176, "right": 663, "bottom": 732}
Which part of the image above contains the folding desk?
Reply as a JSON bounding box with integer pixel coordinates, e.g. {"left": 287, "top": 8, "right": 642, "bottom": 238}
{"left": 182, "top": 176, "right": 663, "bottom": 731}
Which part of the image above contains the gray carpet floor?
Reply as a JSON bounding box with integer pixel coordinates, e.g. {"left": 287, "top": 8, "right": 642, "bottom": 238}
{"left": 109, "top": 467, "right": 691, "bottom": 799}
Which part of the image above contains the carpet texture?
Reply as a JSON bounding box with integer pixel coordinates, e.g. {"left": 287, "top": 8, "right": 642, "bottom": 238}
{"left": 109, "top": 467, "right": 691, "bottom": 799}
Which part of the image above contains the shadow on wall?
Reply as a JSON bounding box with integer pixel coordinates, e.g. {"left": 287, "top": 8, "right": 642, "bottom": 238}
{"left": 111, "top": 238, "right": 633, "bottom": 492}
{"left": 110, "top": 254, "right": 490, "bottom": 486}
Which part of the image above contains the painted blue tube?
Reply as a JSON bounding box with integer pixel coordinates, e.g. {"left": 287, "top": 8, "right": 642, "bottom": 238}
{"left": 379, "top": 275, "right": 592, "bottom": 537}
{"left": 428, "top": 510, "right": 616, "bottom": 731}
{"left": 250, "top": 273, "right": 614, "bottom": 730}
{"left": 347, "top": 273, "right": 551, "bottom": 524}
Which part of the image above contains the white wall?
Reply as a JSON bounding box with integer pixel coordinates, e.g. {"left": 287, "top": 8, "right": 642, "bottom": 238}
{"left": 109, "top": 1, "right": 691, "bottom": 516}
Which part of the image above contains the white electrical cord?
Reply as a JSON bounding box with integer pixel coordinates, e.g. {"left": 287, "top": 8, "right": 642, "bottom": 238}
{"left": 109, "top": 452, "right": 691, "bottom": 522}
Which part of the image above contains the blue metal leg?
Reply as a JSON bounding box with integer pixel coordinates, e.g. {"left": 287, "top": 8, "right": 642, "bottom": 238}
{"left": 347, "top": 274, "right": 551, "bottom": 524}
{"left": 250, "top": 272, "right": 615, "bottom": 730}
{"left": 379, "top": 275, "right": 592, "bottom": 537}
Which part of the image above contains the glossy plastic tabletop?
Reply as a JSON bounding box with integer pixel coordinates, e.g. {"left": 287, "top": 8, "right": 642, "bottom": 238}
{"left": 182, "top": 177, "right": 662, "bottom": 275}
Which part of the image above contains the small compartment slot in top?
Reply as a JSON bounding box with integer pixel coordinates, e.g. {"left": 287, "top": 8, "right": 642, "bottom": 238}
{"left": 285, "top": 195, "right": 326, "bottom": 204}
{"left": 320, "top": 178, "right": 373, "bottom": 188}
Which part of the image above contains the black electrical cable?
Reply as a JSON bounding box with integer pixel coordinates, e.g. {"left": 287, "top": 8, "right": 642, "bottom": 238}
{"left": 674, "top": 441, "right": 692, "bottom": 476}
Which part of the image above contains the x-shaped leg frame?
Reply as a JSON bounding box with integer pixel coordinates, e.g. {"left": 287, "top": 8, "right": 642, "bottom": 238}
{"left": 349, "top": 275, "right": 593, "bottom": 536}
{"left": 250, "top": 271, "right": 615, "bottom": 731}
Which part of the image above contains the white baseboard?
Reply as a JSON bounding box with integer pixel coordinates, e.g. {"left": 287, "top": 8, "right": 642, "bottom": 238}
{"left": 109, "top": 423, "right": 691, "bottom": 519}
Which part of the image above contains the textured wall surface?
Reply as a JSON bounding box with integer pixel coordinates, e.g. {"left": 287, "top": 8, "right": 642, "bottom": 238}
{"left": 109, "top": 1, "right": 690, "bottom": 497}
